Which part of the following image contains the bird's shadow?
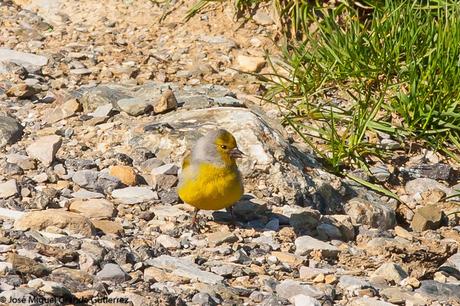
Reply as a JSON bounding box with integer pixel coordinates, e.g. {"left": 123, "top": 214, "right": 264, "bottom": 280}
{"left": 210, "top": 195, "right": 287, "bottom": 232}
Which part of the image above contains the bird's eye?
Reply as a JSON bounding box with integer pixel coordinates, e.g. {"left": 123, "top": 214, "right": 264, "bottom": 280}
{"left": 220, "top": 145, "right": 227, "bottom": 149}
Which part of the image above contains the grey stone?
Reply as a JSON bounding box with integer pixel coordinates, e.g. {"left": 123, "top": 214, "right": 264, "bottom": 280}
{"left": 192, "top": 292, "right": 217, "bottom": 306}
{"left": 72, "top": 170, "right": 99, "bottom": 189}
{"left": 213, "top": 96, "right": 244, "bottom": 107}
{"left": 350, "top": 297, "right": 397, "bottom": 306}
{"left": 96, "top": 263, "right": 128, "bottom": 282}
{"left": 338, "top": 275, "right": 372, "bottom": 294}
{"left": 264, "top": 218, "right": 280, "bottom": 231}
{"left": 198, "top": 35, "right": 237, "bottom": 48}
{"left": 415, "top": 280, "right": 460, "bottom": 302}
{"left": 71, "top": 189, "right": 104, "bottom": 199}
{"left": 294, "top": 236, "right": 339, "bottom": 258}
{"left": 150, "top": 205, "right": 186, "bottom": 219}
{"left": 317, "top": 223, "right": 343, "bottom": 240}
{"left": 0, "top": 288, "right": 36, "bottom": 306}
{"left": 380, "top": 287, "right": 427, "bottom": 305}
{"left": 151, "top": 163, "right": 179, "bottom": 176}
{"left": 344, "top": 197, "right": 396, "bottom": 230}
{"left": 111, "top": 187, "right": 157, "bottom": 204}
{"left": 210, "top": 264, "right": 235, "bottom": 276}
{"left": 39, "top": 280, "right": 71, "bottom": 297}
{"left": 6, "top": 154, "right": 35, "bottom": 170}
{"left": 371, "top": 262, "right": 408, "bottom": 283}
{"left": 403, "top": 163, "right": 453, "bottom": 181}
{"left": 96, "top": 172, "right": 123, "bottom": 193}
{"left": 405, "top": 178, "right": 452, "bottom": 196}
{"left": 117, "top": 97, "right": 152, "bottom": 116}
{"left": 293, "top": 295, "right": 321, "bottom": 306}
{"left": 156, "top": 234, "right": 180, "bottom": 249}
{"left": 76, "top": 85, "right": 132, "bottom": 112}
{"left": 0, "top": 48, "right": 48, "bottom": 73}
{"left": 288, "top": 207, "right": 320, "bottom": 233}
{"left": 276, "top": 279, "right": 323, "bottom": 300}
{"left": 252, "top": 234, "right": 280, "bottom": 251}
{"left": 0, "top": 179, "right": 18, "bottom": 199}
{"left": 89, "top": 103, "right": 114, "bottom": 117}
{"left": 0, "top": 116, "right": 23, "bottom": 148}
{"left": 145, "top": 255, "right": 223, "bottom": 284}
{"left": 440, "top": 253, "right": 460, "bottom": 279}
{"left": 0, "top": 207, "right": 25, "bottom": 220}
{"left": 69, "top": 68, "right": 92, "bottom": 75}
{"left": 370, "top": 165, "right": 391, "bottom": 182}
{"left": 299, "top": 266, "right": 334, "bottom": 280}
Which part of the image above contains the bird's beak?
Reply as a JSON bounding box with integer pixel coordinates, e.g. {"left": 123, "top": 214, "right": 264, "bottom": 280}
{"left": 229, "top": 148, "right": 244, "bottom": 159}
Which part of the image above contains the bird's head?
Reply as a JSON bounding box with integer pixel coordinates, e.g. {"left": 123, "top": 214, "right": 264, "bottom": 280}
{"left": 193, "top": 129, "right": 244, "bottom": 166}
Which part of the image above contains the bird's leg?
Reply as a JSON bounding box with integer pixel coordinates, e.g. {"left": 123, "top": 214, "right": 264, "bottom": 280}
{"left": 226, "top": 206, "right": 236, "bottom": 226}
{"left": 191, "top": 208, "right": 200, "bottom": 229}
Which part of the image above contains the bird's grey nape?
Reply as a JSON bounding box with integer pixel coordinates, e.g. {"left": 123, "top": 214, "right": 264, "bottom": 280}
{"left": 191, "top": 130, "right": 224, "bottom": 166}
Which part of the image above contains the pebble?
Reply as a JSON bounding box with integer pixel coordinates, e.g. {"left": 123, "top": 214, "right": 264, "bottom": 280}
{"left": 293, "top": 295, "right": 321, "bottom": 306}
{"left": 92, "top": 219, "right": 124, "bottom": 236}
{"left": 117, "top": 97, "right": 152, "bottom": 116}
{"left": 146, "top": 255, "right": 223, "bottom": 284}
{"left": 0, "top": 179, "right": 18, "bottom": 198}
{"left": 206, "top": 231, "right": 238, "bottom": 246}
{"left": 14, "top": 209, "right": 96, "bottom": 237}
{"left": 109, "top": 165, "right": 137, "bottom": 186}
{"left": 96, "top": 263, "right": 128, "bottom": 282}
{"left": 276, "top": 279, "right": 324, "bottom": 300}
{"left": 26, "top": 135, "right": 62, "bottom": 166}
{"left": 0, "top": 116, "right": 24, "bottom": 148}
{"left": 350, "top": 296, "right": 397, "bottom": 306}
{"left": 411, "top": 204, "right": 446, "bottom": 232}
{"left": 416, "top": 280, "right": 460, "bottom": 301}
{"left": 0, "top": 48, "right": 48, "bottom": 72}
{"left": 371, "top": 262, "right": 409, "bottom": 283}
{"left": 253, "top": 10, "right": 274, "bottom": 25}
{"left": 344, "top": 197, "right": 396, "bottom": 230}
{"left": 89, "top": 103, "right": 114, "bottom": 117}
{"left": 44, "top": 99, "right": 81, "bottom": 123}
{"left": 294, "top": 235, "right": 339, "bottom": 258}
{"left": 236, "top": 55, "right": 266, "bottom": 72}
{"left": 156, "top": 234, "right": 180, "bottom": 249}
{"left": 154, "top": 88, "right": 177, "bottom": 114}
{"left": 151, "top": 163, "right": 179, "bottom": 176}
{"left": 111, "top": 186, "right": 158, "bottom": 204}
{"left": 6, "top": 154, "right": 35, "bottom": 170}
{"left": 69, "top": 198, "right": 115, "bottom": 219}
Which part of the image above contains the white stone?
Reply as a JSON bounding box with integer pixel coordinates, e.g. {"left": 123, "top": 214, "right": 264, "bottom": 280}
{"left": 111, "top": 187, "right": 157, "bottom": 204}
{"left": 0, "top": 179, "right": 18, "bottom": 198}
{"left": 26, "top": 135, "right": 62, "bottom": 166}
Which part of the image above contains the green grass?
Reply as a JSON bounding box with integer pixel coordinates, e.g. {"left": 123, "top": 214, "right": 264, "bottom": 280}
{"left": 264, "top": 0, "right": 460, "bottom": 172}
{"left": 184, "top": 0, "right": 460, "bottom": 177}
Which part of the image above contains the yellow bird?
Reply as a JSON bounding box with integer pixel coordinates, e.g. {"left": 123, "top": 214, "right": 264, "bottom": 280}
{"left": 177, "top": 129, "right": 244, "bottom": 226}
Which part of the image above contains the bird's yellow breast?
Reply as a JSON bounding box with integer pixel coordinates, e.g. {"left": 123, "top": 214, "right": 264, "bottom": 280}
{"left": 178, "top": 163, "right": 243, "bottom": 210}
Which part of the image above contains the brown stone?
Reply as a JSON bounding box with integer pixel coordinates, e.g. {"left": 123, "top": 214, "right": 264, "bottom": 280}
{"left": 411, "top": 204, "right": 446, "bottom": 232}
{"left": 44, "top": 99, "right": 81, "bottom": 124}
{"left": 92, "top": 220, "right": 124, "bottom": 236}
{"left": 109, "top": 165, "right": 137, "bottom": 186}
{"left": 69, "top": 198, "right": 115, "bottom": 219}
{"left": 14, "top": 209, "right": 96, "bottom": 237}
{"left": 8, "top": 253, "right": 49, "bottom": 277}
{"left": 154, "top": 88, "right": 177, "bottom": 114}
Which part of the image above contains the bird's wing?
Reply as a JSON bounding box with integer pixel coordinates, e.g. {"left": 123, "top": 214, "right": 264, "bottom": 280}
{"left": 182, "top": 152, "right": 191, "bottom": 170}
